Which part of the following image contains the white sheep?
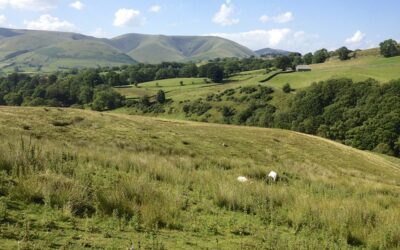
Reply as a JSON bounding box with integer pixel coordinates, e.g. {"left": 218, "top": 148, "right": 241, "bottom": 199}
{"left": 268, "top": 171, "right": 278, "bottom": 182}
{"left": 237, "top": 176, "right": 248, "bottom": 183}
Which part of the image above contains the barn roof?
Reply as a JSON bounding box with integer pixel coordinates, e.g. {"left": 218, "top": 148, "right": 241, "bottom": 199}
{"left": 296, "top": 65, "right": 311, "bottom": 70}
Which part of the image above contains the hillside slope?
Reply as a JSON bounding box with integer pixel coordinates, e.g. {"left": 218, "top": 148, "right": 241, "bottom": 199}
{"left": 109, "top": 33, "right": 256, "bottom": 63}
{"left": 0, "top": 107, "right": 399, "bottom": 249}
{"left": 0, "top": 28, "right": 256, "bottom": 72}
{"left": 267, "top": 54, "right": 400, "bottom": 89}
{"left": 0, "top": 28, "right": 136, "bottom": 72}
{"left": 254, "top": 48, "right": 291, "bottom": 56}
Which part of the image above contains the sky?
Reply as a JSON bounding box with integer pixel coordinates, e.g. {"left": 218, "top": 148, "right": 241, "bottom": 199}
{"left": 0, "top": 0, "right": 399, "bottom": 53}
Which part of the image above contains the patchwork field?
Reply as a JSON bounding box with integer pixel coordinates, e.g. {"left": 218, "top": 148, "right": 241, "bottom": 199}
{"left": 115, "top": 55, "right": 400, "bottom": 104}
{"left": 0, "top": 107, "right": 399, "bottom": 249}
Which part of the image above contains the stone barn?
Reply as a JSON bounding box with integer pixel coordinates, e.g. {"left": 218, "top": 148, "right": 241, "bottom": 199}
{"left": 296, "top": 65, "right": 312, "bottom": 72}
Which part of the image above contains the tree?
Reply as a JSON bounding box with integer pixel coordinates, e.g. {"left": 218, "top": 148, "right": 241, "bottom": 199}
{"left": 337, "top": 47, "right": 351, "bottom": 61}
{"left": 106, "top": 71, "right": 121, "bottom": 86}
{"left": 180, "top": 64, "right": 198, "bottom": 77}
{"left": 224, "top": 61, "right": 240, "bottom": 76}
{"left": 207, "top": 65, "right": 224, "bottom": 83}
{"left": 303, "top": 53, "right": 313, "bottom": 65}
{"left": 4, "top": 92, "right": 23, "bottom": 106}
{"left": 274, "top": 56, "right": 292, "bottom": 71}
{"left": 78, "top": 85, "right": 93, "bottom": 104}
{"left": 282, "top": 83, "right": 292, "bottom": 93}
{"left": 91, "top": 88, "right": 124, "bottom": 111}
{"left": 313, "top": 49, "right": 329, "bottom": 64}
{"left": 379, "top": 39, "right": 399, "bottom": 58}
{"left": 289, "top": 52, "right": 303, "bottom": 67}
{"left": 156, "top": 90, "right": 166, "bottom": 104}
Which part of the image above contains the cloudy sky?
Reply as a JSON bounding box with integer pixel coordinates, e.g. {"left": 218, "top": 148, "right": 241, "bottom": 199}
{"left": 0, "top": 0, "right": 399, "bottom": 53}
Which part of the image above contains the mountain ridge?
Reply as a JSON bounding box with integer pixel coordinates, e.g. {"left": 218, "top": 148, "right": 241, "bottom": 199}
{"left": 0, "top": 28, "right": 257, "bottom": 72}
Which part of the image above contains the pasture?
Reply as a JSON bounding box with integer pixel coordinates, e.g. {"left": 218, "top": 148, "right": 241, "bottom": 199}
{"left": 0, "top": 107, "right": 399, "bottom": 249}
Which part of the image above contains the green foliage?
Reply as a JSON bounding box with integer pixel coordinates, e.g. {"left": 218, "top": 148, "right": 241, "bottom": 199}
{"left": 274, "top": 56, "right": 292, "bottom": 70}
{"left": 379, "top": 39, "right": 399, "bottom": 58}
{"left": 91, "top": 87, "right": 124, "bottom": 111}
{"left": 282, "top": 83, "right": 292, "bottom": 93}
{"left": 313, "top": 49, "right": 330, "bottom": 63}
{"left": 180, "top": 63, "right": 198, "bottom": 77}
{"left": 337, "top": 47, "right": 352, "bottom": 61}
{"left": 207, "top": 64, "right": 224, "bottom": 83}
{"left": 156, "top": 90, "right": 166, "bottom": 104}
{"left": 303, "top": 52, "right": 313, "bottom": 65}
{"left": 183, "top": 99, "right": 212, "bottom": 116}
{"left": 277, "top": 78, "right": 400, "bottom": 157}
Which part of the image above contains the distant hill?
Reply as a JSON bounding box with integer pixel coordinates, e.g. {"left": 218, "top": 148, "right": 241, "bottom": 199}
{"left": 0, "top": 28, "right": 256, "bottom": 72}
{"left": 254, "top": 48, "right": 291, "bottom": 57}
{"left": 109, "top": 33, "right": 256, "bottom": 64}
{"left": 0, "top": 28, "right": 136, "bottom": 72}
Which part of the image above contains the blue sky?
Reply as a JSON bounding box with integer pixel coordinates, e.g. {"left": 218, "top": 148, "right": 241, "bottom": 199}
{"left": 0, "top": 0, "right": 399, "bottom": 53}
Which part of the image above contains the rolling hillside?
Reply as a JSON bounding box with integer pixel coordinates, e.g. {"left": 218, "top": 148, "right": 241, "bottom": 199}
{"left": 254, "top": 48, "right": 291, "bottom": 57}
{"left": 267, "top": 52, "right": 400, "bottom": 89}
{"left": 109, "top": 33, "right": 256, "bottom": 64}
{"left": 0, "top": 28, "right": 255, "bottom": 72}
{"left": 0, "top": 107, "right": 399, "bottom": 249}
{"left": 0, "top": 28, "right": 136, "bottom": 72}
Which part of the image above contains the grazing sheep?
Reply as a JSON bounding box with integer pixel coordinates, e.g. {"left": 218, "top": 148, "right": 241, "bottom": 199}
{"left": 237, "top": 176, "right": 248, "bottom": 183}
{"left": 268, "top": 171, "right": 278, "bottom": 182}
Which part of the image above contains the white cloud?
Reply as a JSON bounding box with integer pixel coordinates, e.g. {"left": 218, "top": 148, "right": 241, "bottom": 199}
{"left": 69, "top": 1, "right": 83, "bottom": 10}
{"left": 24, "top": 14, "right": 75, "bottom": 31}
{"left": 273, "top": 12, "right": 293, "bottom": 23}
{"left": 208, "top": 28, "right": 291, "bottom": 50}
{"left": 259, "top": 15, "right": 269, "bottom": 23}
{"left": 294, "top": 31, "right": 305, "bottom": 38}
{"left": 0, "top": 14, "right": 6, "bottom": 25}
{"left": 0, "top": 0, "right": 58, "bottom": 11}
{"left": 149, "top": 5, "right": 161, "bottom": 13}
{"left": 345, "top": 30, "right": 366, "bottom": 44}
{"left": 212, "top": 0, "right": 239, "bottom": 26}
{"left": 113, "top": 8, "right": 144, "bottom": 27}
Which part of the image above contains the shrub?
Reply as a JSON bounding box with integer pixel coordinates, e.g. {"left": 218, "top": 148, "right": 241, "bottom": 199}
{"left": 282, "top": 83, "right": 292, "bottom": 93}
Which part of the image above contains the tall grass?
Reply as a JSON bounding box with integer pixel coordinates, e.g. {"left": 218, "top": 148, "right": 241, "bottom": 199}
{"left": 0, "top": 108, "right": 399, "bottom": 248}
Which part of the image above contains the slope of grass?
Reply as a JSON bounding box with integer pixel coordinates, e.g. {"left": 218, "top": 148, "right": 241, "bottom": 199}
{"left": 267, "top": 55, "right": 400, "bottom": 89}
{"left": 110, "top": 34, "right": 255, "bottom": 64}
{"left": 0, "top": 107, "right": 399, "bottom": 249}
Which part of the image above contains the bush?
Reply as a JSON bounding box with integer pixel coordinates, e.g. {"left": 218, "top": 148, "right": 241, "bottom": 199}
{"left": 380, "top": 39, "right": 399, "bottom": 58}
{"left": 156, "top": 90, "right": 166, "bottom": 104}
{"left": 182, "top": 99, "right": 211, "bottom": 116}
{"left": 282, "top": 83, "right": 292, "bottom": 93}
{"left": 92, "top": 88, "right": 124, "bottom": 111}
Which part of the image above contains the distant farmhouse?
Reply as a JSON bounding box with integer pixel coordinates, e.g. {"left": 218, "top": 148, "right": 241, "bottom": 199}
{"left": 296, "top": 65, "right": 312, "bottom": 72}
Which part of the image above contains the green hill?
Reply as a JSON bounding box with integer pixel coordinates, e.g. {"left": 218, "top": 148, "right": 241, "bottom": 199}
{"left": 0, "top": 28, "right": 136, "bottom": 72}
{"left": 0, "top": 107, "right": 399, "bottom": 249}
{"left": 0, "top": 28, "right": 256, "bottom": 72}
{"left": 109, "top": 33, "right": 256, "bottom": 63}
{"left": 254, "top": 48, "right": 291, "bottom": 56}
{"left": 267, "top": 52, "right": 400, "bottom": 89}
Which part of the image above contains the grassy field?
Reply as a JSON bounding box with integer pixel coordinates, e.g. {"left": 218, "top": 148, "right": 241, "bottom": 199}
{"left": 268, "top": 55, "right": 400, "bottom": 89}
{"left": 0, "top": 107, "right": 399, "bottom": 249}
{"left": 116, "top": 55, "right": 400, "bottom": 103}
{"left": 114, "top": 55, "right": 400, "bottom": 123}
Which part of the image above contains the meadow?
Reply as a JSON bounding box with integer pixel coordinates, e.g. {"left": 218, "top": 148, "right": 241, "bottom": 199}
{"left": 115, "top": 54, "right": 400, "bottom": 103}
{"left": 0, "top": 107, "right": 399, "bottom": 249}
